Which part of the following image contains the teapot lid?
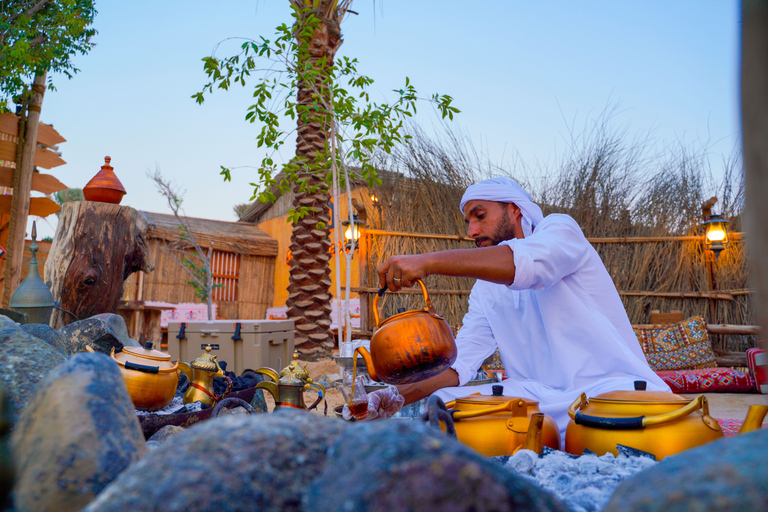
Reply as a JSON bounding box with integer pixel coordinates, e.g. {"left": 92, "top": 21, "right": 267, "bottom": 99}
{"left": 278, "top": 351, "right": 309, "bottom": 386}
{"left": 589, "top": 381, "right": 687, "bottom": 403}
{"left": 189, "top": 345, "right": 221, "bottom": 371}
{"left": 455, "top": 385, "right": 540, "bottom": 406}
{"left": 115, "top": 342, "right": 176, "bottom": 370}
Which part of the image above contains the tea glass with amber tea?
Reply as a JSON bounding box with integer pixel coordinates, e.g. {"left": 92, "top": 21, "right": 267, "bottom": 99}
{"left": 348, "top": 376, "right": 370, "bottom": 420}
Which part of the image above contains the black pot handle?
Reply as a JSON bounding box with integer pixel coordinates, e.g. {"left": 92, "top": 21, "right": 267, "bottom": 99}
{"left": 421, "top": 395, "right": 457, "bottom": 438}
{"left": 124, "top": 361, "right": 159, "bottom": 374}
{"left": 211, "top": 397, "right": 255, "bottom": 418}
{"left": 574, "top": 412, "right": 645, "bottom": 430}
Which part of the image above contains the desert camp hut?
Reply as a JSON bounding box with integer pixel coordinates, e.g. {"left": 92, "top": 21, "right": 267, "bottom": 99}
{"left": 124, "top": 211, "right": 278, "bottom": 320}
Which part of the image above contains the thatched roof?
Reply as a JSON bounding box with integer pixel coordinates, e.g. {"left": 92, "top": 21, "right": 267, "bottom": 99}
{"left": 140, "top": 211, "right": 278, "bottom": 257}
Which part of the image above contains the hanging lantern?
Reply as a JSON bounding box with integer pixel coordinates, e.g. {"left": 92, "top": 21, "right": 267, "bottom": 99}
{"left": 341, "top": 214, "right": 365, "bottom": 253}
{"left": 702, "top": 213, "right": 730, "bottom": 260}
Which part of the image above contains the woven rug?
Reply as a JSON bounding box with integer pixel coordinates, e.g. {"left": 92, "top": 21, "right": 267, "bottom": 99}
{"left": 717, "top": 418, "right": 768, "bottom": 436}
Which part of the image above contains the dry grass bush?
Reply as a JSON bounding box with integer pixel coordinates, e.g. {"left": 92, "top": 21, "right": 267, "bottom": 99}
{"left": 360, "top": 114, "right": 752, "bottom": 352}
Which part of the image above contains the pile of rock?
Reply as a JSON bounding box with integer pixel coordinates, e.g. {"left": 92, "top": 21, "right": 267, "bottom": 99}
{"left": 0, "top": 313, "right": 767, "bottom": 511}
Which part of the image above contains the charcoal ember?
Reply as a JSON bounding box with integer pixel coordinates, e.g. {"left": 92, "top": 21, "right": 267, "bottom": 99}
{"left": 175, "top": 371, "right": 189, "bottom": 397}
{"left": 542, "top": 446, "right": 579, "bottom": 459}
{"left": 222, "top": 370, "right": 262, "bottom": 392}
{"left": 616, "top": 444, "right": 656, "bottom": 461}
{"left": 213, "top": 376, "right": 229, "bottom": 396}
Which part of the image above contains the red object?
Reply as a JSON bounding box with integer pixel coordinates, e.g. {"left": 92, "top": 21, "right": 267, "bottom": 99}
{"left": 0, "top": 245, "right": 5, "bottom": 258}
{"left": 747, "top": 348, "right": 768, "bottom": 394}
{"left": 655, "top": 367, "right": 756, "bottom": 394}
{"left": 83, "top": 156, "right": 127, "bottom": 204}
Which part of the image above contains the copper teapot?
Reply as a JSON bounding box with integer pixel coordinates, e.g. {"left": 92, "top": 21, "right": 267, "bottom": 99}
{"left": 356, "top": 279, "right": 457, "bottom": 385}
{"left": 256, "top": 351, "right": 325, "bottom": 410}
{"left": 178, "top": 345, "right": 226, "bottom": 407}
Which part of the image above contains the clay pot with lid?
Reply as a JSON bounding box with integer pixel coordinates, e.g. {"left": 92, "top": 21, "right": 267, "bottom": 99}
{"left": 87, "top": 341, "right": 179, "bottom": 411}
{"left": 355, "top": 279, "right": 457, "bottom": 385}
{"left": 83, "top": 156, "right": 127, "bottom": 204}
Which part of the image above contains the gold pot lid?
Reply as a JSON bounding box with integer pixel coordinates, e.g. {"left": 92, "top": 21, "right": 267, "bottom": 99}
{"left": 278, "top": 351, "right": 309, "bottom": 386}
{"left": 589, "top": 381, "right": 687, "bottom": 404}
{"left": 114, "top": 342, "right": 177, "bottom": 370}
{"left": 190, "top": 345, "right": 221, "bottom": 371}
{"left": 455, "top": 385, "right": 539, "bottom": 406}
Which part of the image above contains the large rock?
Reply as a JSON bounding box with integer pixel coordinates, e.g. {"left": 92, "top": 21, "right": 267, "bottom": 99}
{"left": 0, "top": 316, "right": 67, "bottom": 424}
{"left": 20, "top": 323, "right": 67, "bottom": 354}
{"left": 10, "top": 352, "right": 147, "bottom": 512}
{"left": 304, "top": 420, "right": 570, "bottom": 512}
{"left": 83, "top": 410, "right": 346, "bottom": 512}
{"left": 603, "top": 428, "right": 768, "bottom": 511}
{"left": 59, "top": 316, "right": 140, "bottom": 356}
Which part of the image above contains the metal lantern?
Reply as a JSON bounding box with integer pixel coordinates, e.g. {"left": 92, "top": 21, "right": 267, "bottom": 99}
{"left": 9, "top": 222, "right": 55, "bottom": 325}
{"left": 341, "top": 214, "right": 365, "bottom": 253}
{"left": 702, "top": 213, "right": 730, "bottom": 260}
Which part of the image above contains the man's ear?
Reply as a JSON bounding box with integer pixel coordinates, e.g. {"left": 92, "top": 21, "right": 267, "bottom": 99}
{"left": 506, "top": 202, "right": 523, "bottom": 221}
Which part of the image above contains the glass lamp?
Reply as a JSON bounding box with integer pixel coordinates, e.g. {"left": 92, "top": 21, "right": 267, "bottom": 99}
{"left": 702, "top": 213, "right": 730, "bottom": 260}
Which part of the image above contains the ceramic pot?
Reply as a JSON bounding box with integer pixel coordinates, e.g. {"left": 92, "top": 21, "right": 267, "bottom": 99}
{"left": 83, "top": 156, "right": 126, "bottom": 204}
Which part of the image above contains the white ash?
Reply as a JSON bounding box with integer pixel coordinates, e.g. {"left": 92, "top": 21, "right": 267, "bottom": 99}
{"left": 135, "top": 397, "right": 205, "bottom": 416}
{"left": 502, "top": 449, "right": 658, "bottom": 512}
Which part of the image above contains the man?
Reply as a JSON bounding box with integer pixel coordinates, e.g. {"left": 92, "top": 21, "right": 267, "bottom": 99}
{"left": 377, "top": 177, "right": 669, "bottom": 439}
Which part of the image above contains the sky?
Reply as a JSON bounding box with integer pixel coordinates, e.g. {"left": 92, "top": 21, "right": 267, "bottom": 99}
{"left": 30, "top": 0, "right": 741, "bottom": 239}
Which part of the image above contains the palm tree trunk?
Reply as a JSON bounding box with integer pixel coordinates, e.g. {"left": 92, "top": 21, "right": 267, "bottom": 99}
{"left": 286, "top": 2, "right": 345, "bottom": 358}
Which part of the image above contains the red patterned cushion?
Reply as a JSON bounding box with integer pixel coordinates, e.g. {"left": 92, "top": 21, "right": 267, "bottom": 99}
{"left": 655, "top": 367, "right": 756, "bottom": 394}
{"left": 634, "top": 316, "right": 717, "bottom": 371}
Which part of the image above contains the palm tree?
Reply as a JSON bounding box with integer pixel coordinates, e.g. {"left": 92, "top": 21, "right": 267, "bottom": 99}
{"left": 286, "top": 0, "right": 353, "bottom": 358}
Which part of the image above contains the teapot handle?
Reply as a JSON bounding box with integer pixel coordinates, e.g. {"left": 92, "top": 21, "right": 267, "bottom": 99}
{"left": 373, "top": 278, "right": 434, "bottom": 328}
{"left": 421, "top": 395, "right": 457, "bottom": 438}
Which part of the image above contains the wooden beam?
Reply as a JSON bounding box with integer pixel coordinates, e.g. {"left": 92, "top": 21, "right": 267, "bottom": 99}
{"left": 0, "top": 196, "right": 60, "bottom": 217}
{"left": 364, "top": 228, "right": 746, "bottom": 244}
{"left": 0, "top": 112, "right": 66, "bottom": 146}
{"left": 0, "top": 167, "right": 68, "bottom": 193}
{"left": 0, "top": 140, "right": 65, "bottom": 169}
{"left": 618, "top": 291, "right": 735, "bottom": 300}
{"left": 632, "top": 323, "right": 761, "bottom": 336}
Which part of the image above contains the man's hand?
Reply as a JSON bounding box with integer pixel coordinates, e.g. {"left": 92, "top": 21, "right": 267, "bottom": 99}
{"left": 377, "top": 254, "right": 432, "bottom": 291}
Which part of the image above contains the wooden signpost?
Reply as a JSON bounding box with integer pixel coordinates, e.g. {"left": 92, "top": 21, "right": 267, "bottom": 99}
{"left": 0, "top": 98, "right": 69, "bottom": 307}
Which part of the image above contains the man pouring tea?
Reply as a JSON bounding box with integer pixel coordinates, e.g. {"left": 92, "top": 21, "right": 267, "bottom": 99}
{"left": 370, "top": 177, "right": 669, "bottom": 439}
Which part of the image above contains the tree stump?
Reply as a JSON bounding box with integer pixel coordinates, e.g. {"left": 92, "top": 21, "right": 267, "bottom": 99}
{"left": 45, "top": 202, "right": 154, "bottom": 330}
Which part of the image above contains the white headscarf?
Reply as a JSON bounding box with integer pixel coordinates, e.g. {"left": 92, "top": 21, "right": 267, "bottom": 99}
{"left": 460, "top": 177, "right": 544, "bottom": 237}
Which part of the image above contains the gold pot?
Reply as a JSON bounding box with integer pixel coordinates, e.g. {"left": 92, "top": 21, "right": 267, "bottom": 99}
{"left": 88, "top": 342, "right": 179, "bottom": 411}
{"left": 356, "top": 279, "right": 457, "bottom": 385}
{"left": 433, "top": 386, "right": 560, "bottom": 457}
{"left": 565, "top": 384, "right": 723, "bottom": 459}
{"left": 255, "top": 351, "right": 325, "bottom": 411}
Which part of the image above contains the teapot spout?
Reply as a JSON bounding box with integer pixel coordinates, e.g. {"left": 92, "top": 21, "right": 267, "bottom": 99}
{"left": 738, "top": 405, "right": 768, "bottom": 434}
{"left": 355, "top": 347, "right": 379, "bottom": 382}
{"left": 521, "top": 412, "right": 545, "bottom": 454}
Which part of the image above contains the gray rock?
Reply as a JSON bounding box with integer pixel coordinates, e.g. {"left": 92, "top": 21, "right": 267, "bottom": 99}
{"left": 83, "top": 410, "right": 346, "bottom": 512}
{"left": 88, "top": 314, "right": 134, "bottom": 347}
{"left": 59, "top": 317, "right": 139, "bottom": 356}
{"left": 603, "top": 427, "right": 768, "bottom": 512}
{"left": 20, "top": 323, "right": 67, "bottom": 353}
{"left": 304, "top": 420, "right": 570, "bottom": 512}
{"left": 0, "top": 316, "right": 66, "bottom": 424}
{"left": 146, "top": 425, "right": 185, "bottom": 450}
{"left": 11, "top": 352, "right": 147, "bottom": 512}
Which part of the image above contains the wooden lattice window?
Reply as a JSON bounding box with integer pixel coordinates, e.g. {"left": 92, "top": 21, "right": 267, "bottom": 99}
{"left": 210, "top": 250, "right": 240, "bottom": 302}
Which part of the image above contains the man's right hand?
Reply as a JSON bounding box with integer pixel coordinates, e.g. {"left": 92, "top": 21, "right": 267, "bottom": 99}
{"left": 396, "top": 368, "right": 459, "bottom": 405}
{"left": 377, "top": 254, "right": 432, "bottom": 291}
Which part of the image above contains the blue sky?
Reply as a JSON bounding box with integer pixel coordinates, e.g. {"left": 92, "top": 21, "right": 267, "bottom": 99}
{"left": 33, "top": 0, "right": 741, "bottom": 239}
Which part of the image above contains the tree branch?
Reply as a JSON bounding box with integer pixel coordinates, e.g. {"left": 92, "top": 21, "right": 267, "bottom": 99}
{"left": 7, "top": 0, "right": 54, "bottom": 25}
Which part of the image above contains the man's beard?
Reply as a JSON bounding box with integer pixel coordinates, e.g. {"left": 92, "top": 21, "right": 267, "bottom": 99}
{"left": 475, "top": 209, "right": 518, "bottom": 247}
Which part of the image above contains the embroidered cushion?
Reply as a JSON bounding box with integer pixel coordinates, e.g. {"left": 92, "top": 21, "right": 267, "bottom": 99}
{"left": 481, "top": 349, "right": 506, "bottom": 380}
{"left": 655, "top": 367, "right": 756, "bottom": 394}
{"left": 634, "top": 316, "right": 717, "bottom": 371}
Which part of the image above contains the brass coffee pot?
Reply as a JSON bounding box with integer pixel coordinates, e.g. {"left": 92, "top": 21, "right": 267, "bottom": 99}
{"left": 256, "top": 351, "right": 325, "bottom": 410}
{"left": 178, "top": 345, "right": 226, "bottom": 407}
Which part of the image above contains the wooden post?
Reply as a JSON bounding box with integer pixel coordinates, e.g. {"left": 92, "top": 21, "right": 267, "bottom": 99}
{"left": 742, "top": 0, "right": 768, "bottom": 353}
{"left": 45, "top": 202, "right": 155, "bottom": 329}
{"left": 358, "top": 230, "right": 370, "bottom": 333}
{"left": 2, "top": 73, "right": 46, "bottom": 307}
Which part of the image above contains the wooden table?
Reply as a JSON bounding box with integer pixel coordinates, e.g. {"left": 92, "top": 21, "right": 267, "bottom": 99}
{"left": 117, "top": 300, "right": 176, "bottom": 345}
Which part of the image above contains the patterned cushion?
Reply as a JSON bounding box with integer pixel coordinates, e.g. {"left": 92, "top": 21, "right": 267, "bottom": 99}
{"left": 633, "top": 316, "right": 717, "bottom": 371}
{"left": 481, "top": 349, "right": 506, "bottom": 380}
{"left": 655, "top": 367, "right": 756, "bottom": 394}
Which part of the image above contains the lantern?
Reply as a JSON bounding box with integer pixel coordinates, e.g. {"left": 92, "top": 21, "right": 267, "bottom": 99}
{"left": 341, "top": 214, "right": 365, "bottom": 253}
{"left": 702, "top": 213, "right": 730, "bottom": 260}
